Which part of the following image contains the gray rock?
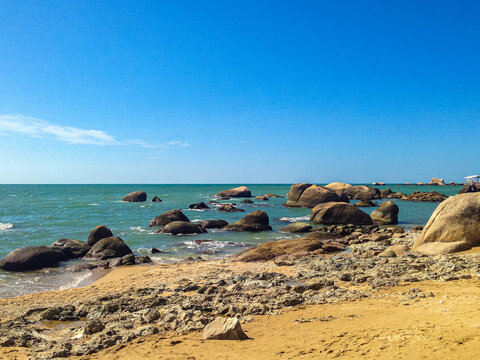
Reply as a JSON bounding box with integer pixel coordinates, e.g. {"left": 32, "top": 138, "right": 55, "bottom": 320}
{"left": 0, "top": 246, "right": 66, "bottom": 271}
{"left": 49, "top": 239, "right": 90, "bottom": 259}
{"left": 149, "top": 209, "right": 190, "bottom": 227}
{"left": 87, "top": 225, "right": 114, "bottom": 247}
{"left": 123, "top": 191, "right": 147, "bottom": 202}
{"left": 83, "top": 237, "right": 133, "bottom": 260}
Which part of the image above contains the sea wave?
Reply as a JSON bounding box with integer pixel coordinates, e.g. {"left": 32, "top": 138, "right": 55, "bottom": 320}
{"left": 129, "top": 226, "right": 156, "bottom": 234}
{"left": 0, "top": 223, "right": 14, "bottom": 231}
{"left": 88, "top": 203, "right": 100, "bottom": 206}
{"left": 58, "top": 271, "right": 93, "bottom": 290}
{"left": 277, "top": 216, "right": 310, "bottom": 223}
{"left": 179, "top": 240, "right": 246, "bottom": 253}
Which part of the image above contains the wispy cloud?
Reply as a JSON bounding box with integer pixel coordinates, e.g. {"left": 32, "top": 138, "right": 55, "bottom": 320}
{"left": 0, "top": 114, "right": 190, "bottom": 148}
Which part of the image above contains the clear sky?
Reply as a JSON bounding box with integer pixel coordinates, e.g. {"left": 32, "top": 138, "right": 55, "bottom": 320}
{"left": 0, "top": 0, "right": 479, "bottom": 184}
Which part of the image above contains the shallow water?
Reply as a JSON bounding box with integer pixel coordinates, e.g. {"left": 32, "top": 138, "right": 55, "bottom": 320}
{"left": 0, "top": 184, "right": 461, "bottom": 297}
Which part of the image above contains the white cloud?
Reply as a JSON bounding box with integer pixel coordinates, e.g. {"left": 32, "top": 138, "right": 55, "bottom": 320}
{"left": 0, "top": 114, "right": 190, "bottom": 148}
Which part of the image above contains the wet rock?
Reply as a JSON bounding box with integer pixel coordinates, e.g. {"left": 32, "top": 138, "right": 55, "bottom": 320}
{"left": 255, "top": 195, "right": 269, "bottom": 201}
{"left": 189, "top": 202, "right": 210, "bottom": 210}
{"left": 197, "top": 219, "right": 229, "bottom": 229}
{"left": 83, "top": 237, "right": 133, "bottom": 260}
{"left": 233, "top": 238, "right": 323, "bottom": 261}
{"left": 284, "top": 183, "right": 344, "bottom": 208}
{"left": 222, "top": 210, "right": 272, "bottom": 232}
{"left": 84, "top": 319, "right": 105, "bottom": 335}
{"left": 279, "top": 222, "right": 312, "bottom": 233}
{"left": 66, "top": 263, "right": 99, "bottom": 272}
{"left": 87, "top": 225, "right": 114, "bottom": 247}
{"left": 215, "top": 186, "right": 251, "bottom": 198}
{"left": 149, "top": 209, "right": 190, "bottom": 227}
{"left": 152, "top": 196, "right": 162, "bottom": 202}
{"left": 136, "top": 255, "right": 153, "bottom": 264}
{"left": 370, "top": 201, "right": 399, "bottom": 224}
{"left": 49, "top": 239, "right": 90, "bottom": 259}
{"left": 108, "top": 253, "right": 135, "bottom": 267}
{"left": 159, "top": 221, "right": 207, "bottom": 235}
{"left": 123, "top": 191, "right": 147, "bottom": 202}
{"left": 0, "top": 246, "right": 66, "bottom": 271}
{"left": 241, "top": 199, "right": 253, "bottom": 204}
{"left": 202, "top": 317, "right": 248, "bottom": 340}
{"left": 150, "top": 248, "right": 163, "bottom": 253}
{"left": 218, "top": 204, "right": 244, "bottom": 213}
{"left": 310, "top": 202, "right": 373, "bottom": 225}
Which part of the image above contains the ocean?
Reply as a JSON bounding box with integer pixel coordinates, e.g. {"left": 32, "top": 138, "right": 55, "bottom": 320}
{"left": 0, "top": 184, "right": 461, "bottom": 297}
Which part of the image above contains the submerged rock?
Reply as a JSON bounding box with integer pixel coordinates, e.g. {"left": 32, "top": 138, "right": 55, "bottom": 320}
{"left": 310, "top": 202, "right": 373, "bottom": 225}
{"left": 159, "top": 221, "right": 207, "bottom": 235}
{"left": 255, "top": 195, "right": 269, "bottom": 201}
{"left": 87, "top": 225, "right": 114, "bottom": 247}
{"left": 189, "top": 202, "right": 210, "bottom": 210}
{"left": 123, "top": 191, "right": 147, "bottom": 202}
{"left": 49, "top": 239, "right": 90, "bottom": 259}
{"left": 241, "top": 199, "right": 253, "bottom": 204}
{"left": 215, "top": 186, "right": 251, "bottom": 198}
{"left": 370, "top": 201, "right": 399, "bottom": 224}
{"left": 149, "top": 209, "right": 190, "bottom": 227}
{"left": 0, "top": 246, "right": 66, "bottom": 271}
{"left": 202, "top": 317, "right": 248, "bottom": 340}
{"left": 222, "top": 210, "right": 272, "bottom": 232}
{"left": 83, "top": 237, "right": 133, "bottom": 260}
{"left": 152, "top": 196, "right": 162, "bottom": 202}
{"left": 197, "top": 219, "right": 229, "bottom": 229}
{"left": 218, "top": 204, "right": 244, "bottom": 213}
{"left": 284, "top": 183, "right": 344, "bottom": 208}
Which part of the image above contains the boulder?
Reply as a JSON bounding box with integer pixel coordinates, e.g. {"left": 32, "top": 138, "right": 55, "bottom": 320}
{"left": 324, "top": 182, "right": 353, "bottom": 191}
{"left": 370, "top": 201, "right": 399, "bottom": 224}
{"left": 202, "top": 317, "right": 248, "bottom": 340}
{"left": 0, "top": 246, "right": 66, "bottom": 271}
{"left": 49, "top": 239, "right": 90, "bottom": 259}
{"left": 255, "top": 195, "right": 269, "bottom": 201}
{"left": 279, "top": 222, "right": 312, "bottom": 233}
{"left": 284, "top": 183, "right": 344, "bottom": 208}
{"left": 218, "top": 204, "right": 244, "bottom": 213}
{"left": 380, "top": 189, "right": 392, "bottom": 198}
{"left": 400, "top": 191, "right": 448, "bottom": 202}
{"left": 431, "top": 177, "right": 445, "bottom": 185}
{"left": 310, "top": 202, "right": 373, "bottom": 225}
{"left": 222, "top": 210, "right": 272, "bottom": 232}
{"left": 379, "top": 245, "right": 409, "bottom": 257}
{"left": 159, "top": 221, "right": 207, "bottom": 235}
{"left": 233, "top": 238, "right": 323, "bottom": 261}
{"left": 197, "top": 219, "right": 229, "bottom": 229}
{"left": 83, "top": 237, "right": 133, "bottom": 260}
{"left": 108, "top": 253, "right": 135, "bottom": 267}
{"left": 215, "top": 186, "right": 251, "bottom": 198}
{"left": 264, "top": 193, "right": 284, "bottom": 198}
{"left": 152, "top": 196, "right": 162, "bottom": 202}
{"left": 87, "top": 225, "right": 113, "bottom": 246}
{"left": 241, "top": 199, "right": 254, "bottom": 204}
{"left": 136, "top": 255, "right": 153, "bottom": 263}
{"left": 149, "top": 209, "right": 190, "bottom": 227}
{"left": 412, "top": 193, "right": 480, "bottom": 255}
{"left": 354, "top": 199, "right": 376, "bottom": 207}
{"left": 122, "top": 191, "right": 147, "bottom": 202}
{"left": 189, "top": 202, "right": 210, "bottom": 210}
{"left": 344, "top": 185, "right": 381, "bottom": 200}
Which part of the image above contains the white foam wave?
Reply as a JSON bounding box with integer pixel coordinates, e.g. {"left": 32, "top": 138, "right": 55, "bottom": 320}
{"left": 0, "top": 223, "right": 14, "bottom": 231}
{"left": 59, "top": 271, "right": 93, "bottom": 290}
{"left": 129, "top": 226, "right": 156, "bottom": 234}
{"left": 88, "top": 203, "right": 100, "bottom": 206}
{"left": 278, "top": 216, "right": 309, "bottom": 223}
{"left": 180, "top": 240, "right": 245, "bottom": 252}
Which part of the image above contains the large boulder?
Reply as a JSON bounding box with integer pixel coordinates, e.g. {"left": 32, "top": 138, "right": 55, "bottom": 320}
{"left": 83, "top": 237, "right": 133, "bottom": 260}
{"left": 149, "top": 209, "right": 190, "bottom": 227}
{"left": 344, "top": 185, "right": 381, "bottom": 200}
{"left": 279, "top": 222, "right": 312, "bottom": 233}
{"left": 202, "top": 317, "right": 248, "bottom": 340}
{"left": 324, "top": 182, "right": 353, "bottom": 191}
{"left": 370, "top": 201, "right": 399, "bottom": 224}
{"left": 310, "top": 202, "right": 373, "bottom": 225}
{"left": 49, "top": 239, "right": 90, "bottom": 259}
{"left": 284, "top": 183, "right": 344, "bottom": 208}
{"left": 222, "top": 210, "right": 272, "bottom": 232}
{"left": 197, "top": 219, "right": 229, "bottom": 229}
{"left": 380, "top": 189, "right": 393, "bottom": 198}
{"left": 189, "top": 202, "right": 210, "bottom": 210}
{"left": 400, "top": 191, "right": 448, "bottom": 202}
{"left": 123, "top": 191, "right": 147, "bottom": 202}
{"left": 87, "top": 225, "right": 113, "bottom": 246}
{"left": 160, "top": 221, "right": 207, "bottom": 235}
{"left": 215, "top": 186, "right": 251, "bottom": 198}
{"left": 412, "top": 193, "right": 480, "bottom": 255}
{"left": 0, "top": 246, "right": 66, "bottom": 271}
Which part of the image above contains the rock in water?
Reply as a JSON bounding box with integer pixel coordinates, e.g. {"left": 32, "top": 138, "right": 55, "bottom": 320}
{"left": 215, "top": 186, "right": 251, "bottom": 198}
{"left": 149, "top": 209, "right": 190, "bottom": 227}
{"left": 380, "top": 189, "right": 393, "bottom": 198}
{"left": 0, "top": 246, "right": 66, "bottom": 271}
{"left": 87, "top": 225, "right": 114, "bottom": 246}
{"left": 152, "top": 196, "right": 162, "bottom": 202}
{"left": 49, "top": 239, "right": 90, "bottom": 259}
{"left": 218, "top": 204, "right": 244, "bottom": 212}
{"left": 324, "top": 182, "right": 353, "bottom": 191}
{"left": 412, "top": 193, "right": 480, "bottom": 255}
{"left": 264, "top": 193, "right": 284, "bottom": 198}
{"left": 83, "top": 237, "right": 133, "bottom": 260}
{"left": 310, "top": 202, "right": 373, "bottom": 225}
{"left": 202, "top": 317, "right": 248, "bottom": 340}
{"left": 189, "top": 202, "right": 210, "bottom": 210}
{"left": 197, "top": 219, "right": 229, "bottom": 229}
{"left": 160, "top": 221, "right": 207, "bottom": 235}
{"left": 400, "top": 191, "right": 448, "bottom": 202}
{"left": 344, "top": 185, "right": 381, "bottom": 200}
{"left": 122, "top": 191, "right": 147, "bottom": 202}
{"left": 279, "top": 222, "right": 312, "bottom": 233}
{"left": 431, "top": 177, "right": 445, "bottom": 185}
{"left": 354, "top": 199, "right": 377, "bottom": 207}
{"left": 284, "top": 183, "right": 344, "bottom": 208}
{"left": 241, "top": 199, "right": 253, "bottom": 204}
{"left": 255, "top": 195, "right": 269, "bottom": 200}
{"left": 370, "top": 201, "right": 399, "bottom": 224}
{"left": 222, "top": 210, "right": 272, "bottom": 231}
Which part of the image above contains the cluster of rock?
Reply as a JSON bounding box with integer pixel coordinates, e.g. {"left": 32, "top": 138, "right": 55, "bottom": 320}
{"left": 0, "top": 225, "right": 151, "bottom": 272}
{"left": 382, "top": 190, "right": 448, "bottom": 202}
{"left": 123, "top": 191, "right": 162, "bottom": 203}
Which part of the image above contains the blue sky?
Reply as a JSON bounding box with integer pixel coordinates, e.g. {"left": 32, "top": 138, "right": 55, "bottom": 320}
{"left": 0, "top": 0, "right": 479, "bottom": 184}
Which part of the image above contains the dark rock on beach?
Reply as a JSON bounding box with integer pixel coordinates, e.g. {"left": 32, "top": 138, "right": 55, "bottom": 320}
{"left": 152, "top": 196, "right": 162, "bottom": 202}
{"left": 222, "top": 210, "right": 272, "bottom": 232}
{"left": 49, "top": 239, "right": 90, "bottom": 259}
{"left": 279, "top": 222, "right": 312, "bottom": 233}
{"left": 83, "top": 237, "right": 133, "bottom": 260}
{"left": 215, "top": 186, "right": 251, "bottom": 198}
{"left": 122, "top": 191, "right": 147, "bottom": 202}
{"left": 189, "top": 202, "right": 210, "bottom": 210}
{"left": 159, "top": 221, "right": 207, "bottom": 235}
{"left": 310, "top": 202, "right": 373, "bottom": 225}
{"left": 87, "top": 225, "right": 114, "bottom": 247}
{"left": 0, "top": 246, "right": 66, "bottom": 271}
{"left": 149, "top": 209, "right": 190, "bottom": 227}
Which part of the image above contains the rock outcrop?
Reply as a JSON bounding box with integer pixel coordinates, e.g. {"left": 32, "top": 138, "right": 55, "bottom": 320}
{"left": 189, "top": 202, "right": 210, "bottom": 210}
{"left": 218, "top": 204, "right": 244, "bottom": 212}
{"left": 49, "top": 239, "right": 90, "bottom": 259}
{"left": 149, "top": 210, "right": 190, "bottom": 227}
{"left": 279, "top": 222, "right": 312, "bottom": 233}
{"left": 196, "top": 219, "right": 229, "bottom": 229}
{"left": 83, "top": 237, "right": 133, "bottom": 260}
{"left": 370, "top": 201, "right": 399, "bottom": 224}
{"left": 202, "top": 317, "right": 248, "bottom": 340}
{"left": 222, "top": 210, "right": 272, "bottom": 232}
{"left": 400, "top": 191, "right": 448, "bottom": 202}
{"left": 264, "top": 193, "right": 284, "bottom": 198}
{"left": 87, "top": 225, "right": 114, "bottom": 247}
{"left": 0, "top": 246, "right": 66, "bottom": 271}
{"left": 344, "top": 185, "right": 381, "bottom": 200}
{"left": 412, "top": 193, "right": 480, "bottom": 255}
{"left": 431, "top": 177, "right": 445, "bottom": 185}
{"left": 284, "top": 183, "right": 344, "bottom": 208}
{"left": 215, "top": 186, "right": 251, "bottom": 198}
{"left": 159, "top": 221, "right": 207, "bottom": 235}
{"left": 324, "top": 182, "right": 353, "bottom": 191}
{"left": 122, "top": 191, "right": 147, "bottom": 202}
{"left": 310, "top": 202, "right": 373, "bottom": 225}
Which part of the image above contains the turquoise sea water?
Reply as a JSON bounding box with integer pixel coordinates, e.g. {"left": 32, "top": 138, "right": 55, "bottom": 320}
{"left": 0, "top": 184, "right": 461, "bottom": 297}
